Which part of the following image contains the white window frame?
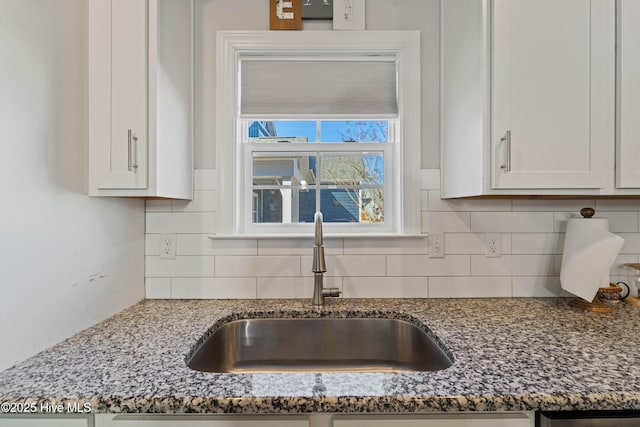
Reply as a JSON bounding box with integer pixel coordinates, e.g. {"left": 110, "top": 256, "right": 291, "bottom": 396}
{"left": 216, "top": 31, "right": 421, "bottom": 237}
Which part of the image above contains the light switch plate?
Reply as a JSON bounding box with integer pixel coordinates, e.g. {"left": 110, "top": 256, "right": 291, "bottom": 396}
{"left": 333, "top": 0, "right": 365, "bottom": 30}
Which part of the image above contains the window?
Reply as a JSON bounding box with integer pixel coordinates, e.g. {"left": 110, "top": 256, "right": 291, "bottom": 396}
{"left": 216, "top": 31, "right": 421, "bottom": 236}
{"left": 245, "top": 120, "right": 393, "bottom": 233}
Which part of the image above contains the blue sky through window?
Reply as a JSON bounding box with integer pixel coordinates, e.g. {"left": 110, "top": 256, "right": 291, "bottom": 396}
{"left": 272, "top": 121, "right": 388, "bottom": 143}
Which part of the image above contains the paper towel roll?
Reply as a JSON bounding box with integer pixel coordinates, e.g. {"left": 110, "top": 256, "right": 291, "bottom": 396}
{"left": 560, "top": 217, "right": 624, "bottom": 301}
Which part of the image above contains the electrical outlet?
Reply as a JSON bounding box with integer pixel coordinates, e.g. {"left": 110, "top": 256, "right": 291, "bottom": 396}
{"left": 429, "top": 233, "right": 445, "bottom": 258}
{"left": 160, "top": 234, "right": 177, "bottom": 259}
{"left": 485, "top": 233, "right": 501, "bottom": 258}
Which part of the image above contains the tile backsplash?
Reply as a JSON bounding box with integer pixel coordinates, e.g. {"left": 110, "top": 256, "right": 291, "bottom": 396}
{"left": 144, "top": 169, "right": 640, "bottom": 299}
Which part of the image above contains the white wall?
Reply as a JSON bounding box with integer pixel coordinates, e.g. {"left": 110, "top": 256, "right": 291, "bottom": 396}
{"left": 144, "top": 0, "right": 640, "bottom": 300}
{"left": 0, "top": 0, "right": 145, "bottom": 372}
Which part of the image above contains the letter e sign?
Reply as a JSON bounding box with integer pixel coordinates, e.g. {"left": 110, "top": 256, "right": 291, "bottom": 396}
{"left": 270, "top": 0, "right": 302, "bottom": 30}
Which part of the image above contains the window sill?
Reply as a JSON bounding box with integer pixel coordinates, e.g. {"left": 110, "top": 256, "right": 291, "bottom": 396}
{"left": 207, "top": 233, "right": 427, "bottom": 240}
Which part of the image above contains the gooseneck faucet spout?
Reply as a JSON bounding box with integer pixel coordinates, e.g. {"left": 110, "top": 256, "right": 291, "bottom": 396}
{"left": 312, "top": 212, "right": 340, "bottom": 309}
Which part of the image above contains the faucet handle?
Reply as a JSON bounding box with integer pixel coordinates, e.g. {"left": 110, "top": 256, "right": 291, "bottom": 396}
{"left": 322, "top": 288, "right": 341, "bottom": 298}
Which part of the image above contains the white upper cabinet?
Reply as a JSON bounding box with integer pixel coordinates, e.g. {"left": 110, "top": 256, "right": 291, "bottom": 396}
{"left": 617, "top": 0, "right": 640, "bottom": 189}
{"left": 441, "top": 0, "right": 616, "bottom": 197}
{"left": 491, "top": 0, "right": 610, "bottom": 190}
{"left": 89, "top": 0, "right": 193, "bottom": 199}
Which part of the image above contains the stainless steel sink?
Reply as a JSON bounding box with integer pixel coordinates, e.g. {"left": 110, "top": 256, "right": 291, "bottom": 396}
{"left": 187, "top": 317, "right": 453, "bottom": 373}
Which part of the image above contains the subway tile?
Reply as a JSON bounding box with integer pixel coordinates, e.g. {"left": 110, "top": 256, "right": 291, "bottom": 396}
{"left": 612, "top": 255, "right": 640, "bottom": 276}
{"left": 422, "top": 211, "right": 471, "bottom": 233}
{"left": 471, "top": 255, "right": 555, "bottom": 276}
{"left": 511, "top": 233, "right": 564, "bottom": 255}
{"left": 343, "top": 277, "right": 427, "bottom": 298}
{"left": 194, "top": 168, "right": 217, "bottom": 190}
{"left": 428, "top": 277, "right": 512, "bottom": 298}
{"left": 512, "top": 276, "right": 565, "bottom": 297}
{"left": 599, "top": 212, "right": 640, "bottom": 232}
{"left": 146, "top": 212, "right": 216, "bottom": 234}
{"left": 611, "top": 261, "right": 628, "bottom": 278}
{"left": 343, "top": 237, "right": 428, "bottom": 255}
{"left": 471, "top": 212, "right": 553, "bottom": 233}
{"left": 553, "top": 212, "right": 575, "bottom": 232}
{"left": 302, "top": 255, "right": 387, "bottom": 277}
{"left": 178, "top": 235, "right": 257, "bottom": 256}
{"left": 145, "top": 199, "right": 172, "bottom": 212}
{"left": 502, "top": 234, "right": 513, "bottom": 255}
{"left": 618, "top": 233, "right": 640, "bottom": 254}
{"left": 512, "top": 199, "right": 593, "bottom": 212}
{"left": 421, "top": 169, "right": 440, "bottom": 190}
{"left": 145, "top": 278, "right": 171, "bottom": 299}
{"left": 444, "top": 233, "right": 484, "bottom": 254}
{"left": 387, "top": 254, "right": 470, "bottom": 276}
{"left": 445, "top": 233, "right": 511, "bottom": 255}
{"left": 428, "top": 191, "right": 511, "bottom": 212}
{"left": 171, "top": 277, "right": 256, "bottom": 299}
{"left": 215, "top": 255, "right": 300, "bottom": 277}
{"left": 172, "top": 190, "right": 217, "bottom": 212}
{"left": 595, "top": 199, "right": 640, "bottom": 211}
{"left": 145, "top": 256, "right": 215, "bottom": 277}
{"left": 146, "top": 234, "right": 160, "bottom": 256}
{"left": 257, "top": 277, "right": 341, "bottom": 299}
{"left": 258, "top": 238, "right": 343, "bottom": 256}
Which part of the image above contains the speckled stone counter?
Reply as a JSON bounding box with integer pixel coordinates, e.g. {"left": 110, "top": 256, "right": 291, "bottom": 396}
{"left": 1, "top": 298, "right": 640, "bottom": 414}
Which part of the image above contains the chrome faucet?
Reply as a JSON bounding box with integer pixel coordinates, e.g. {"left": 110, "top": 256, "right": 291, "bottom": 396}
{"left": 312, "top": 212, "right": 340, "bottom": 308}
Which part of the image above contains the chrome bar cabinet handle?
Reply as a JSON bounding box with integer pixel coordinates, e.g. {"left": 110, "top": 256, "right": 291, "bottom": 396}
{"left": 128, "top": 129, "right": 138, "bottom": 172}
{"left": 499, "top": 130, "right": 511, "bottom": 172}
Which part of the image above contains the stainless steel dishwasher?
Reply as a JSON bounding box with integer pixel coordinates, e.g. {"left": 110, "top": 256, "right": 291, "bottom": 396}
{"left": 537, "top": 411, "right": 640, "bottom": 426}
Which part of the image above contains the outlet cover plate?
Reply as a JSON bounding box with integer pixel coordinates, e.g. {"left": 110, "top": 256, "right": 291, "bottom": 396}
{"left": 485, "top": 233, "right": 501, "bottom": 258}
{"left": 160, "top": 234, "right": 177, "bottom": 259}
{"left": 429, "top": 233, "right": 445, "bottom": 258}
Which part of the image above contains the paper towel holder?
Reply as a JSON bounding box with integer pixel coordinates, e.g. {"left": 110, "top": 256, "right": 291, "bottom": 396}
{"left": 569, "top": 283, "right": 625, "bottom": 313}
{"left": 563, "top": 207, "right": 625, "bottom": 313}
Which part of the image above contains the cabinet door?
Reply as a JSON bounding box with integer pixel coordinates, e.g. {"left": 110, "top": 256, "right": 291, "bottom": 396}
{"left": 617, "top": 0, "right": 640, "bottom": 188}
{"left": 491, "top": 0, "right": 612, "bottom": 190}
{"left": 90, "top": 0, "right": 148, "bottom": 190}
{"left": 103, "top": 415, "right": 308, "bottom": 427}
{"left": 0, "top": 415, "right": 89, "bottom": 427}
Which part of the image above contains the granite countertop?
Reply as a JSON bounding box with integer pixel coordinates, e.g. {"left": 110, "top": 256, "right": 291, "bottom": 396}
{"left": 1, "top": 298, "right": 640, "bottom": 414}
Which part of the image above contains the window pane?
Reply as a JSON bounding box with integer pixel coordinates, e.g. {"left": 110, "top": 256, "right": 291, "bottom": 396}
{"left": 320, "top": 121, "right": 389, "bottom": 143}
{"left": 247, "top": 121, "right": 316, "bottom": 143}
{"left": 318, "top": 188, "right": 384, "bottom": 223}
{"left": 252, "top": 188, "right": 316, "bottom": 224}
{"left": 317, "top": 152, "right": 384, "bottom": 223}
{"left": 252, "top": 152, "right": 316, "bottom": 224}
{"left": 319, "top": 153, "right": 384, "bottom": 186}
{"left": 252, "top": 153, "right": 316, "bottom": 187}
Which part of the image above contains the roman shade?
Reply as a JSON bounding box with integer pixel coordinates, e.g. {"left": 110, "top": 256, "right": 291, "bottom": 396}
{"left": 240, "top": 57, "right": 398, "bottom": 116}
